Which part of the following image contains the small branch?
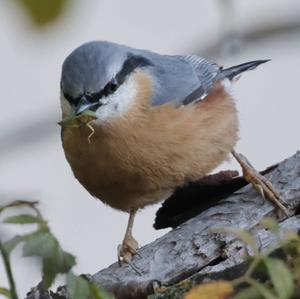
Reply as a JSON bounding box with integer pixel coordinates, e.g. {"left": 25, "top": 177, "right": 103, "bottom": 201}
{"left": 0, "top": 240, "right": 18, "bottom": 299}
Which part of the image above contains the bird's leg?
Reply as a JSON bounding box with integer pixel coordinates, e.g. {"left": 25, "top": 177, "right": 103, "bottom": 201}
{"left": 231, "top": 150, "right": 289, "bottom": 217}
{"left": 118, "top": 208, "right": 139, "bottom": 265}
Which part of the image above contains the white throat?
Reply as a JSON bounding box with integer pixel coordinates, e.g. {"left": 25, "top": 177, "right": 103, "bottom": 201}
{"left": 60, "top": 74, "right": 138, "bottom": 122}
{"left": 95, "top": 75, "right": 137, "bottom": 122}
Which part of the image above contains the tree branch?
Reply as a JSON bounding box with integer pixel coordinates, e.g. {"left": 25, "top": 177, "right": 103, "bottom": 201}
{"left": 26, "top": 152, "right": 300, "bottom": 299}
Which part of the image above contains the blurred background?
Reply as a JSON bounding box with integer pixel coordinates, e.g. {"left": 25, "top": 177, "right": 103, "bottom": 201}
{"left": 0, "top": 0, "right": 299, "bottom": 297}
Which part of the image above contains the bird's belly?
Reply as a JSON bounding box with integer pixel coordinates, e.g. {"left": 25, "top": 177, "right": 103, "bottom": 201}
{"left": 61, "top": 83, "right": 239, "bottom": 212}
{"left": 62, "top": 127, "right": 175, "bottom": 211}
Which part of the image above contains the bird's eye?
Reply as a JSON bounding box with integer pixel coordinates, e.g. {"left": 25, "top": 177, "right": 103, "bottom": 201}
{"left": 103, "top": 80, "right": 118, "bottom": 96}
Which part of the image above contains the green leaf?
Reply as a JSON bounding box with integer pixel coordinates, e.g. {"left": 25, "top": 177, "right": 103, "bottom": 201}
{"left": 89, "top": 283, "right": 115, "bottom": 299}
{"left": 42, "top": 259, "right": 57, "bottom": 289}
{"left": 0, "top": 200, "right": 38, "bottom": 213}
{"left": 23, "top": 231, "right": 76, "bottom": 288}
{"left": 82, "top": 110, "right": 97, "bottom": 118}
{"left": 0, "top": 287, "right": 11, "bottom": 298}
{"left": 59, "top": 251, "right": 76, "bottom": 273}
{"left": 58, "top": 110, "right": 97, "bottom": 127}
{"left": 264, "top": 257, "right": 294, "bottom": 299}
{"left": 23, "top": 231, "right": 57, "bottom": 258}
{"left": 234, "top": 286, "right": 263, "bottom": 299}
{"left": 4, "top": 235, "right": 28, "bottom": 253}
{"left": 67, "top": 272, "right": 90, "bottom": 299}
{"left": 57, "top": 115, "right": 78, "bottom": 127}
{"left": 260, "top": 217, "right": 280, "bottom": 234}
{"left": 4, "top": 214, "right": 41, "bottom": 224}
{"left": 23, "top": 231, "right": 60, "bottom": 287}
{"left": 67, "top": 272, "right": 115, "bottom": 299}
{"left": 17, "top": 0, "right": 69, "bottom": 25}
{"left": 247, "top": 278, "right": 277, "bottom": 299}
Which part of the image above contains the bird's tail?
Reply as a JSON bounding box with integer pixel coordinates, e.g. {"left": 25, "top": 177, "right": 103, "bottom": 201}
{"left": 219, "top": 59, "right": 270, "bottom": 80}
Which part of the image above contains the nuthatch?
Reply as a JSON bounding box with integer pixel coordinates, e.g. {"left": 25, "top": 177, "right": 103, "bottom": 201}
{"left": 60, "top": 41, "right": 288, "bottom": 265}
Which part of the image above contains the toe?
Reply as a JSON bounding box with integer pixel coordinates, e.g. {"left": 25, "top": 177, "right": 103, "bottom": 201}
{"left": 118, "top": 235, "right": 139, "bottom": 263}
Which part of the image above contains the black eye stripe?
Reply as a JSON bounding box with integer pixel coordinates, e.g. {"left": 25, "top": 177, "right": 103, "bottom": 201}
{"left": 116, "top": 55, "right": 153, "bottom": 84}
{"left": 63, "top": 92, "right": 80, "bottom": 106}
{"left": 62, "top": 55, "right": 153, "bottom": 106}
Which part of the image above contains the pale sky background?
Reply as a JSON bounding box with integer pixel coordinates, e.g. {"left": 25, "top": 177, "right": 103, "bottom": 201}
{"left": 0, "top": 0, "right": 300, "bottom": 297}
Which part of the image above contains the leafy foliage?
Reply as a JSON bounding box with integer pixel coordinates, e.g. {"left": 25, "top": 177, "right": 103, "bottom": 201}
{"left": 67, "top": 272, "right": 91, "bottom": 299}
{"left": 264, "top": 258, "right": 294, "bottom": 299}
{"left": 23, "top": 231, "right": 76, "bottom": 288}
{"left": 184, "top": 281, "right": 233, "bottom": 299}
{"left": 192, "top": 221, "right": 300, "bottom": 299}
{"left": 66, "top": 272, "right": 115, "bottom": 299}
{"left": 0, "top": 288, "right": 11, "bottom": 297}
{"left": 4, "top": 214, "right": 41, "bottom": 224}
{"left": 0, "top": 200, "right": 114, "bottom": 299}
{"left": 16, "top": 0, "right": 70, "bottom": 26}
{"left": 152, "top": 218, "right": 300, "bottom": 299}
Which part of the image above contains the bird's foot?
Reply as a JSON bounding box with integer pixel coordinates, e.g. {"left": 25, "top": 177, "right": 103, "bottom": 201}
{"left": 118, "top": 234, "right": 138, "bottom": 263}
{"left": 117, "top": 234, "right": 141, "bottom": 275}
{"left": 232, "top": 150, "right": 289, "bottom": 218}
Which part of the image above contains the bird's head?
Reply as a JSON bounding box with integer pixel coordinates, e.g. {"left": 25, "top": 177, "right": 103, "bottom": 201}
{"left": 60, "top": 41, "right": 153, "bottom": 123}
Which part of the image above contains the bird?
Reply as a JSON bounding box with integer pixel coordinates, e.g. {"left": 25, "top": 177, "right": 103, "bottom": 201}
{"left": 59, "top": 40, "right": 288, "bottom": 267}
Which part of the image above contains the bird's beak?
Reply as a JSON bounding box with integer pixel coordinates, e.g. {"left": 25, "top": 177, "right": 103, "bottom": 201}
{"left": 75, "top": 96, "right": 99, "bottom": 115}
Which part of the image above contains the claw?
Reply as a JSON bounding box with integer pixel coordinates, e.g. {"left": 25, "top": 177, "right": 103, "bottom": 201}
{"left": 117, "top": 234, "right": 141, "bottom": 275}
{"left": 232, "top": 150, "right": 289, "bottom": 217}
{"left": 117, "top": 244, "right": 122, "bottom": 266}
{"left": 255, "top": 183, "right": 265, "bottom": 198}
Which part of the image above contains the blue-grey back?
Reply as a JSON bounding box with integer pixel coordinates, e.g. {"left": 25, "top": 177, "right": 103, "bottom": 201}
{"left": 61, "top": 41, "right": 221, "bottom": 106}
{"left": 61, "top": 41, "right": 266, "bottom": 108}
{"left": 127, "top": 48, "right": 220, "bottom": 106}
{"left": 124, "top": 47, "right": 266, "bottom": 106}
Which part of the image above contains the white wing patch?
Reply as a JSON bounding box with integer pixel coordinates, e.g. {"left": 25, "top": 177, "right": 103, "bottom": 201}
{"left": 221, "top": 78, "right": 233, "bottom": 96}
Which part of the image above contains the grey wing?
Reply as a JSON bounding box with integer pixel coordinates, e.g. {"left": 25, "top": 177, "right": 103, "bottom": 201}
{"left": 147, "top": 51, "right": 266, "bottom": 107}
{"left": 143, "top": 50, "right": 222, "bottom": 107}
{"left": 178, "top": 55, "right": 221, "bottom": 105}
